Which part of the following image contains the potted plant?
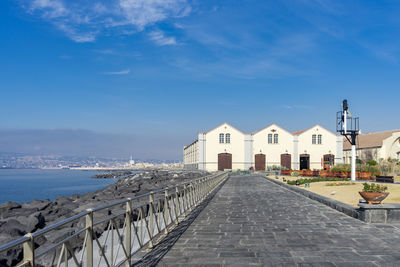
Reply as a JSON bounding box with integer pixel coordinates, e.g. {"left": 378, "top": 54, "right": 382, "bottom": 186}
{"left": 359, "top": 183, "right": 389, "bottom": 204}
{"left": 357, "top": 171, "right": 371, "bottom": 180}
{"left": 305, "top": 169, "right": 313, "bottom": 176}
{"left": 319, "top": 170, "right": 328, "bottom": 178}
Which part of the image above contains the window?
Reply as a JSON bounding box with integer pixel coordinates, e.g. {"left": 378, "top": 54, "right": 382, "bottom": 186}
{"left": 274, "top": 134, "right": 278, "bottom": 144}
{"left": 268, "top": 134, "right": 272, "bottom": 144}
{"left": 225, "top": 133, "right": 231, "bottom": 143}
{"left": 219, "top": 133, "right": 224, "bottom": 143}
{"left": 318, "top": 134, "right": 322, "bottom": 144}
{"left": 312, "top": 134, "right": 316, "bottom": 144}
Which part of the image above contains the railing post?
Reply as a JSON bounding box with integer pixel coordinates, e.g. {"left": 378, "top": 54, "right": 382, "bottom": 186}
{"left": 125, "top": 199, "right": 132, "bottom": 267}
{"left": 86, "top": 209, "right": 93, "bottom": 267}
{"left": 148, "top": 192, "right": 154, "bottom": 248}
{"left": 183, "top": 184, "right": 187, "bottom": 217}
{"left": 174, "top": 186, "right": 179, "bottom": 224}
{"left": 188, "top": 183, "right": 193, "bottom": 210}
{"left": 163, "top": 189, "right": 169, "bottom": 234}
{"left": 23, "top": 233, "right": 34, "bottom": 267}
{"left": 175, "top": 186, "right": 182, "bottom": 216}
{"left": 194, "top": 181, "right": 199, "bottom": 204}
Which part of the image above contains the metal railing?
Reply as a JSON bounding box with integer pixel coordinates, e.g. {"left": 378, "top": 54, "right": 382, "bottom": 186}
{"left": 0, "top": 172, "right": 228, "bottom": 267}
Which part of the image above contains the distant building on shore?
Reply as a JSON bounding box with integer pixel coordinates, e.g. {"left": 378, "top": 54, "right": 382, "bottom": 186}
{"left": 343, "top": 130, "right": 400, "bottom": 163}
{"left": 183, "top": 122, "right": 343, "bottom": 171}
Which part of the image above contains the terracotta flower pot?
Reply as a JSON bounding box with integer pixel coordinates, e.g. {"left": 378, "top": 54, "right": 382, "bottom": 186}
{"left": 319, "top": 170, "right": 328, "bottom": 178}
{"left": 357, "top": 172, "right": 371, "bottom": 180}
{"left": 333, "top": 171, "right": 342, "bottom": 178}
{"left": 281, "top": 170, "right": 289, "bottom": 175}
{"left": 326, "top": 171, "right": 334, "bottom": 178}
{"left": 305, "top": 170, "right": 313, "bottom": 176}
{"left": 359, "top": 191, "right": 389, "bottom": 204}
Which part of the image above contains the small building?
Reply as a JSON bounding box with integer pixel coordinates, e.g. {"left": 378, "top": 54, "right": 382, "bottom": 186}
{"left": 343, "top": 130, "right": 400, "bottom": 163}
{"left": 183, "top": 122, "right": 343, "bottom": 171}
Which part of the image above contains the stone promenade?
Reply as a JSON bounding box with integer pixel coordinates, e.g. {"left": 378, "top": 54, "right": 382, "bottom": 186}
{"left": 153, "top": 175, "right": 400, "bottom": 266}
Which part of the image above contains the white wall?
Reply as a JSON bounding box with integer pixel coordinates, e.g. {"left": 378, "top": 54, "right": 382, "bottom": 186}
{"left": 382, "top": 132, "right": 400, "bottom": 160}
{"left": 297, "top": 125, "right": 338, "bottom": 170}
{"left": 252, "top": 124, "right": 294, "bottom": 168}
{"left": 204, "top": 123, "right": 246, "bottom": 171}
{"left": 183, "top": 140, "right": 198, "bottom": 169}
{"left": 184, "top": 123, "right": 342, "bottom": 171}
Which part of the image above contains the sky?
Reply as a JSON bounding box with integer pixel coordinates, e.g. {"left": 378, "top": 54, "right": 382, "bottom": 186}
{"left": 0, "top": 0, "right": 400, "bottom": 160}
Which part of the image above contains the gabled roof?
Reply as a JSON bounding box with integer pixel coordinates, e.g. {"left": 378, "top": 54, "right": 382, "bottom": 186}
{"left": 292, "top": 124, "right": 336, "bottom": 136}
{"left": 199, "top": 122, "right": 245, "bottom": 134}
{"left": 252, "top": 123, "right": 293, "bottom": 136}
{"left": 292, "top": 130, "right": 306, "bottom": 135}
{"left": 343, "top": 129, "right": 400, "bottom": 150}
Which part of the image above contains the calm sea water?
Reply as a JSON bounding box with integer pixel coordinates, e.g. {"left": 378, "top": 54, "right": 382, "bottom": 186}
{"left": 0, "top": 169, "right": 119, "bottom": 204}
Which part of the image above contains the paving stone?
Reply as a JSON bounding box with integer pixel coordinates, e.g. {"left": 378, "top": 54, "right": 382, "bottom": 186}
{"left": 138, "top": 175, "right": 400, "bottom": 266}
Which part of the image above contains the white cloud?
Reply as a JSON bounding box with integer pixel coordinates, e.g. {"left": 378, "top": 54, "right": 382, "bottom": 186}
{"left": 94, "top": 49, "right": 116, "bottom": 55}
{"left": 148, "top": 31, "right": 177, "bottom": 46}
{"left": 103, "top": 69, "right": 131, "bottom": 75}
{"left": 19, "top": 0, "right": 190, "bottom": 42}
{"left": 29, "top": 0, "right": 67, "bottom": 18}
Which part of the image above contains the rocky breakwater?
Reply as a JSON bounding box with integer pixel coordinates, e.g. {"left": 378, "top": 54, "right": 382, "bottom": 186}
{"left": 0, "top": 169, "right": 208, "bottom": 266}
{"left": 91, "top": 170, "right": 133, "bottom": 179}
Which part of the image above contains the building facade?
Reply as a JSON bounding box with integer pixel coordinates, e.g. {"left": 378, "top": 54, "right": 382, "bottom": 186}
{"left": 343, "top": 130, "right": 400, "bottom": 163}
{"left": 183, "top": 123, "right": 343, "bottom": 171}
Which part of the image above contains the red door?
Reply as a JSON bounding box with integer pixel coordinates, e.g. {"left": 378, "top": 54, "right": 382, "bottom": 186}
{"left": 280, "top": 153, "right": 291, "bottom": 170}
{"left": 218, "top": 153, "right": 232, "bottom": 171}
{"left": 255, "top": 154, "right": 266, "bottom": 171}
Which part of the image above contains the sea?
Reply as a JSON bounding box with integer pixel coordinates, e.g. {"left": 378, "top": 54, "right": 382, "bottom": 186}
{"left": 0, "top": 169, "right": 123, "bottom": 204}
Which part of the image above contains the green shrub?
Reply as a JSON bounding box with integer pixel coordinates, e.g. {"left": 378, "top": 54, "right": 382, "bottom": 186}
{"left": 367, "top": 160, "right": 377, "bottom": 166}
{"left": 291, "top": 171, "right": 300, "bottom": 177}
{"left": 287, "top": 177, "right": 345, "bottom": 185}
{"left": 326, "top": 182, "right": 356, "bottom": 186}
{"left": 331, "top": 164, "right": 351, "bottom": 172}
{"left": 362, "top": 183, "right": 388, "bottom": 193}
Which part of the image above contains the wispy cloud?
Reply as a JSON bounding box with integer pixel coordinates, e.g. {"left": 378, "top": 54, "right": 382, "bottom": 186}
{"left": 281, "top": 104, "right": 313, "bottom": 110}
{"left": 94, "top": 49, "right": 116, "bottom": 55}
{"left": 148, "top": 30, "right": 177, "bottom": 46}
{"left": 103, "top": 69, "right": 131, "bottom": 75}
{"left": 19, "top": 0, "right": 190, "bottom": 42}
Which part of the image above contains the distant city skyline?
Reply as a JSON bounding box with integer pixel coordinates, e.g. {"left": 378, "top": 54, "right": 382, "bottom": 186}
{"left": 1, "top": 0, "right": 399, "bottom": 159}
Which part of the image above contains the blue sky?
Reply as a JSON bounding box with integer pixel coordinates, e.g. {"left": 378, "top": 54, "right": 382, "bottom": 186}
{"left": 0, "top": 0, "right": 399, "bottom": 160}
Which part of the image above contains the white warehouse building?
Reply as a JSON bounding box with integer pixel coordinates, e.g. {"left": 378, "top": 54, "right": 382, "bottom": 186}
{"left": 183, "top": 123, "right": 343, "bottom": 171}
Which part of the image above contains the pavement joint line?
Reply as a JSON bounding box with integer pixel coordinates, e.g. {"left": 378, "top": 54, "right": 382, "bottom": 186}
{"left": 153, "top": 175, "right": 400, "bottom": 266}
{"left": 264, "top": 175, "right": 361, "bottom": 221}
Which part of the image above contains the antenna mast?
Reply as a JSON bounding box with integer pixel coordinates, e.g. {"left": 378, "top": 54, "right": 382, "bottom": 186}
{"left": 337, "top": 99, "right": 360, "bottom": 181}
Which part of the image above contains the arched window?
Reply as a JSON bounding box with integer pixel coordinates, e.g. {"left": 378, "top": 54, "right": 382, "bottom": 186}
{"left": 225, "top": 133, "right": 231, "bottom": 143}
{"left": 312, "top": 134, "right": 316, "bottom": 144}
{"left": 219, "top": 133, "right": 224, "bottom": 143}
{"left": 274, "top": 134, "right": 278, "bottom": 144}
{"left": 318, "top": 134, "right": 322, "bottom": 144}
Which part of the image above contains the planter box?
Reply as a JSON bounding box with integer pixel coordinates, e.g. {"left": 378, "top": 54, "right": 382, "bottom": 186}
{"left": 333, "top": 171, "right": 344, "bottom": 178}
{"left": 305, "top": 170, "right": 313, "bottom": 176}
{"left": 376, "top": 175, "right": 394, "bottom": 183}
{"left": 312, "top": 170, "right": 319, "bottom": 177}
{"left": 280, "top": 170, "right": 290, "bottom": 175}
{"left": 319, "top": 170, "right": 328, "bottom": 178}
{"left": 357, "top": 172, "right": 372, "bottom": 180}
